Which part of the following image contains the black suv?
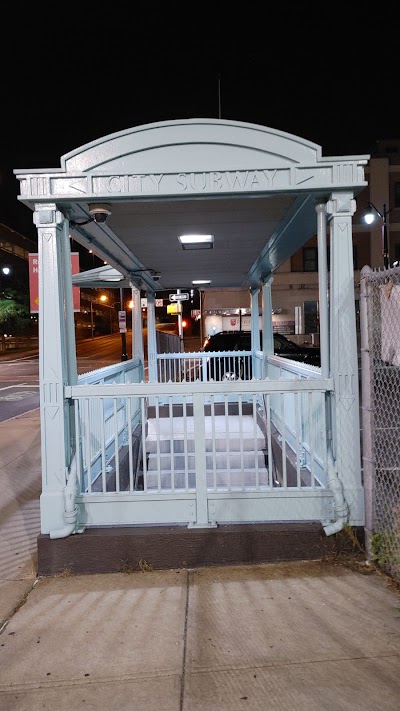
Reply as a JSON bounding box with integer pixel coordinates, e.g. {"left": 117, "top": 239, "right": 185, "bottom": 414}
{"left": 202, "top": 331, "right": 320, "bottom": 380}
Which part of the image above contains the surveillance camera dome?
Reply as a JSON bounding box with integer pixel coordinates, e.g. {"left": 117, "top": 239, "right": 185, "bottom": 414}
{"left": 88, "top": 203, "right": 112, "bottom": 224}
{"left": 152, "top": 273, "right": 161, "bottom": 281}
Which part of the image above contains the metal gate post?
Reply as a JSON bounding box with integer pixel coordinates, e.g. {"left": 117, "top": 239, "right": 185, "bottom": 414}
{"left": 189, "top": 392, "right": 216, "bottom": 528}
{"left": 360, "top": 266, "right": 374, "bottom": 556}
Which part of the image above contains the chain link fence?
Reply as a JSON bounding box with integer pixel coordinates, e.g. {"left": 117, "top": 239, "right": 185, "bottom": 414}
{"left": 360, "top": 265, "right": 400, "bottom": 582}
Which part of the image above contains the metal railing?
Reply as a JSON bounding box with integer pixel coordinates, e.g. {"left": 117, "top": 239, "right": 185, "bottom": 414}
{"left": 65, "top": 375, "right": 333, "bottom": 527}
{"left": 157, "top": 350, "right": 254, "bottom": 382}
{"left": 76, "top": 358, "right": 144, "bottom": 487}
{"left": 0, "top": 335, "right": 39, "bottom": 352}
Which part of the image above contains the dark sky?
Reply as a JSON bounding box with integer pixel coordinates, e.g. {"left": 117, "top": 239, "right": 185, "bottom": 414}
{"left": 1, "top": 6, "right": 397, "bottom": 241}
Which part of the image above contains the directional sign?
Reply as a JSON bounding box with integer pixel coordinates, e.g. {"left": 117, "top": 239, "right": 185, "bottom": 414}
{"left": 169, "top": 293, "right": 189, "bottom": 302}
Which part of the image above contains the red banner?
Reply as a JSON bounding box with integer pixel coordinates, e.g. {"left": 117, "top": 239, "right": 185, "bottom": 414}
{"left": 29, "top": 253, "right": 80, "bottom": 313}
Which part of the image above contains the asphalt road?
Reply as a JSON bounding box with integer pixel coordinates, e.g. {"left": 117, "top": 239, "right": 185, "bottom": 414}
{"left": 0, "top": 333, "right": 134, "bottom": 423}
{"left": 0, "top": 330, "right": 201, "bottom": 423}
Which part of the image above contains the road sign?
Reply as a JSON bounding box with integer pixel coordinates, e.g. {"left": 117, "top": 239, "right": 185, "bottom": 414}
{"left": 118, "top": 310, "right": 127, "bottom": 333}
{"left": 169, "top": 293, "right": 189, "bottom": 302}
{"left": 167, "top": 303, "right": 182, "bottom": 314}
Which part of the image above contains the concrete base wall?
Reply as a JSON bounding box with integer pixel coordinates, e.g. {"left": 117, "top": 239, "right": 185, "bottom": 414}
{"left": 37, "top": 523, "right": 364, "bottom": 576}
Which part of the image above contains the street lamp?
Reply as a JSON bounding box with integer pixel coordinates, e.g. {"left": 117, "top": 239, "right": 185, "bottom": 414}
{"left": 99, "top": 291, "right": 130, "bottom": 361}
{"left": 88, "top": 293, "right": 117, "bottom": 339}
{"left": 363, "top": 202, "right": 396, "bottom": 269}
{"left": 99, "top": 294, "right": 115, "bottom": 334}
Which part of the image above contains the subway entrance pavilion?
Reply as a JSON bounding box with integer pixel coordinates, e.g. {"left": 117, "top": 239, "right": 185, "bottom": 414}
{"left": 14, "top": 119, "right": 368, "bottom": 573}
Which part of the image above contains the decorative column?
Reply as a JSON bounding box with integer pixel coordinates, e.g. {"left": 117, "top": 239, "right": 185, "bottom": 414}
{"left": 146, "top": 290, "right": 158, "bottom": 382}
{"left": 326, "top": 191, "right": 364, "bottom": 525}
{"left": 250, "top": 288, "right": 261, "bottom": 350}
{"left": 250, "top": 287, "right": 261, "bottom": 378}
{"left": 130, "top": 283, "right": 144, "bottom": 362}
{"left": 33, "top": 203, "right": 72, "bottom": 534}
{"left": 315, "top": 202, "right": 330, "bottom": 379}
{"left": 262, "top": 277, "right": 274, "bottom": 377}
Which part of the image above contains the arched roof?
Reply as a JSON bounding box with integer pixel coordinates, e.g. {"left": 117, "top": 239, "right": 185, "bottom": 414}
{"left": 61, "top": 119, "right": 323, "bottom": 174}
{"left": 14, "top": 119, "right": 369, "bottom": 290}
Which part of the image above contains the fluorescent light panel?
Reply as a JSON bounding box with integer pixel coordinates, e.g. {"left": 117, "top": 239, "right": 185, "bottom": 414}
{"left": 192, "top": 279, "right": 211, "bottom": 285}
{"left": 178, "top": 234, "right": 214, "bottom": 250}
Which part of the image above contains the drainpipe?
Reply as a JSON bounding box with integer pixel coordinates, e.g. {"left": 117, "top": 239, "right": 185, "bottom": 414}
{"left": 49, "top": 456, "right": 80, "bottom": 539}
{"left": 323, "top": 390, "right": 349, "bottom": 536}
{"left": 323, "top": 445, "right": 349, "bottom": 536}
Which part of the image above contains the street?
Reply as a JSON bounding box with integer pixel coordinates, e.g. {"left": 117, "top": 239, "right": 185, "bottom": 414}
{"left": 0, "top": 330, "right": 201, "bottom": 422}
{"left": 0, "top": 333, "right": 134, "bottom": 423}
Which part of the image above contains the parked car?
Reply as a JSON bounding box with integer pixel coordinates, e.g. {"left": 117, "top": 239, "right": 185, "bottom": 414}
{"left": 201, "top": 331, "right": 320, "bottom": 380}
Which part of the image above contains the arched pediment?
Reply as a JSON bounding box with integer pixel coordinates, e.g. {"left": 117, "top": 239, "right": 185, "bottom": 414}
{"left": 61, "top": 119, "right": 322, "bottom": 175}
{"left": 14, "top": 118, "right": 369, "bottom": 291}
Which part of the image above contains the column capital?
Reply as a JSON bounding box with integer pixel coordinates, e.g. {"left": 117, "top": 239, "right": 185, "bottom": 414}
{"left": 33, "top": 203, "right": 64, "bottom": 227}
{"left": 326, "top": 192, "right": 356, "bottom": 219}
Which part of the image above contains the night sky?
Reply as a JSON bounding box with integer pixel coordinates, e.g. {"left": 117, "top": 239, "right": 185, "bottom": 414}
{"left": 1, "top": 6, "right": 397, "bottom": 241}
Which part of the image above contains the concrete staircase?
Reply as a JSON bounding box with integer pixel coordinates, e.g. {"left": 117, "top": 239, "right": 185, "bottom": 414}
{"left": 143, "top": 414, "right": 269, "bottom": 490}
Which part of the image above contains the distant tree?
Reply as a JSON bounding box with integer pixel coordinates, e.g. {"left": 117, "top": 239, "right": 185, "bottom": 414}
{"left": 0, "top": 280, "right": 31, "bottom": 334}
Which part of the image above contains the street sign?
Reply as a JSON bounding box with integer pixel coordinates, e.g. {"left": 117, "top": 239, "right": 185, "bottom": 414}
{"left": 118, "top": 310, "right": 127, "bottom": 333}
{"left": 155, "top": 299, "right": 164, "bottom": 307}
{"left": 169, "top": 293, "right": 189, "bottom": 302}
{"left": 167, "top": 303, "right": 182, "bottom": 314}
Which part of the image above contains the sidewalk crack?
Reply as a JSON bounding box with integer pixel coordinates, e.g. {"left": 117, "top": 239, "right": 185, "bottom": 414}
{"left": 179, "top": 569, "right": 191, "bottom": 711}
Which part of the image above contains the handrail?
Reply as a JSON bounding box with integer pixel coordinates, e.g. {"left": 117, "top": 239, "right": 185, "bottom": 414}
{"left": 78, "top": 357, "right": 143, "bottom": 385}
{"left": 66, "top": 377, "right": 333, "bottom": 398}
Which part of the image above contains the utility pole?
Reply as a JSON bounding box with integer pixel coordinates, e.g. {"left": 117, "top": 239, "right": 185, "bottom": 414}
{"left": 177, "top": 288, "right": 184, "bottom": 352}
{"left": 119, "top": 286, "right": 128, "bottom": 361}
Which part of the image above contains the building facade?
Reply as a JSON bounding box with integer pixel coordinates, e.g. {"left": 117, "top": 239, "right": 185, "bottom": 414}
{"left": 203, "top": 139, "right": 400, "bottom": 344}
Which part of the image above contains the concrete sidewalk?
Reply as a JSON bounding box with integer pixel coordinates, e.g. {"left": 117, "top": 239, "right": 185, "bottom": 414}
{"left": 1, "top": 411, "right": 400, "bottom": 709}
{"left": 1, "top": 561, "right": 400, "bottom": 710}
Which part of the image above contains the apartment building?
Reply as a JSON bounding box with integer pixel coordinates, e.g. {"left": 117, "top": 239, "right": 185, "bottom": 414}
{"left": 203, "top": 139, "right": 400, "bottom": 342}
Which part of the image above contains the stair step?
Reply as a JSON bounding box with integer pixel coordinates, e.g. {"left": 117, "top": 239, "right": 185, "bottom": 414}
{"left": 142, "top": 468, "right": 270, "bottom": 490}
{"left": 146, "top": 414, "right": 265, "bottom": 448}
{"left": 145, "top": 437, "right": 265, "bottom": 454}
{"left": 146, "top": 451, "right": 267, "bottom": 471}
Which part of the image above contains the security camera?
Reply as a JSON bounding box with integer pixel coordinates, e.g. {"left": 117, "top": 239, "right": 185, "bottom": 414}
{"left": 152, "top": 272, "right": 161, "bottom": 281}
{"left": 88, "top": 203, "right": 112, "bottom": 224}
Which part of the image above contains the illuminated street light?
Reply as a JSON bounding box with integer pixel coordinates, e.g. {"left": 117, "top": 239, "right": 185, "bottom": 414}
{"left": 98, "top": 292, "right": 128, "bottom": 361}
{"left": 363, "top": 202, "right": 396, "bottom": 269}
{"left": 98, "top": 294, "right": 120, "bottom": 333}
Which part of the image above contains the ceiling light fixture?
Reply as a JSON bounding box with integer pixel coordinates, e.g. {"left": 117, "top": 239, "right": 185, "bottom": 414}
{"left": 179, "top": 234, "right": 214, "bottom": 250}
{"left": 192, "top": 279, "right": 211, "bottom": 285}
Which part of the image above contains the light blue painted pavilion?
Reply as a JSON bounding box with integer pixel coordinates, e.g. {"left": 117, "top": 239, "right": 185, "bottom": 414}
{"left": 14, "top": 119, "right": 368, "bottom": 545}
